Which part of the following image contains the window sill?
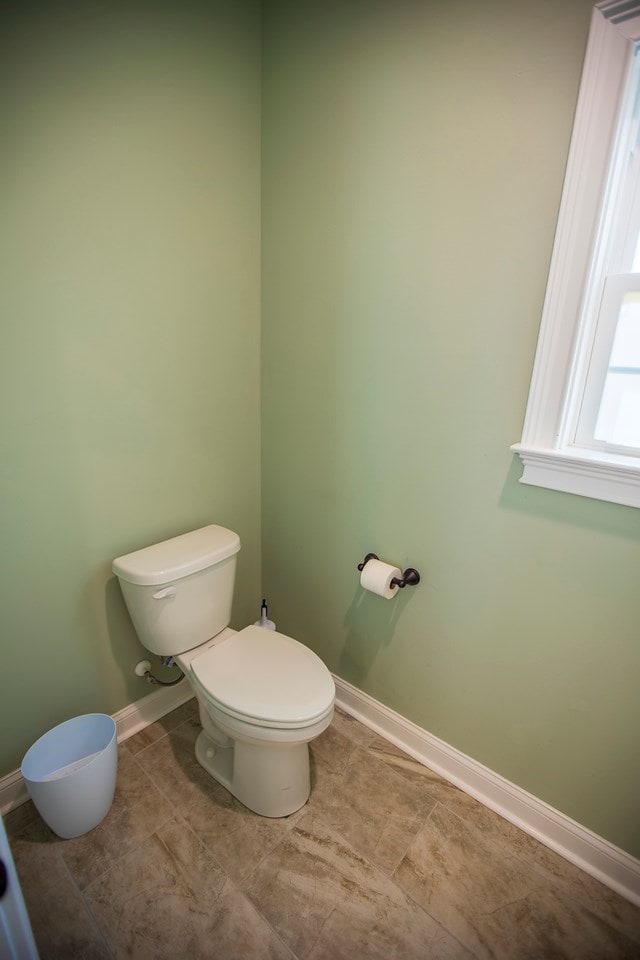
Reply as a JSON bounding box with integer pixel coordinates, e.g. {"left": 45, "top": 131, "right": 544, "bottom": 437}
{"left": 510, "top": 443, "right": 640, "bottom": 508}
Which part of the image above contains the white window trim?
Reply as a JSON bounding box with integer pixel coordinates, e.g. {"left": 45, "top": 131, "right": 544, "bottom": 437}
{"left": 512, "top": 1, "right": 640, "bottom": 509}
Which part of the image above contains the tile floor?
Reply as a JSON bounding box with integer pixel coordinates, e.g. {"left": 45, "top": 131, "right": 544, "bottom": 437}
{"left": 6, "top": 698, "right": 640, "bottom": 959}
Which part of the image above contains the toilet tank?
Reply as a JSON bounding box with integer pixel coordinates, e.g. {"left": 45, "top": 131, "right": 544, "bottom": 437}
{"left": 112, "top": 525, "right": 241, "bottom": 657}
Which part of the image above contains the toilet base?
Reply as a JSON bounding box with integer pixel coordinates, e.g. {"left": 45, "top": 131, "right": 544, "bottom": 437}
{"left": 194, "top": 729, "right": 311, "bottom": 818}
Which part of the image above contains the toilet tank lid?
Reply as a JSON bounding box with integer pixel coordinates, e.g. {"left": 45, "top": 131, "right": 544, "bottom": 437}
{"left": 112, "top": 524, "right": 240, "bottom": 586}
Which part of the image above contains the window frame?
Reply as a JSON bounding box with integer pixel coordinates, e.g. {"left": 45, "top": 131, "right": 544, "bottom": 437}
{"left": 511, "top": 1, "right": 640, "bottom": 508}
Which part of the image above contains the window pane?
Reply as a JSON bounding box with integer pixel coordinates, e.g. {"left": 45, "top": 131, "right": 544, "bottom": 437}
{"left": 610, "top": 291, "right": 640, "bottom": 365}
{"left": 624, "top": 45, "right": 640, "bottom": 270}
{"left": 594, "top": 293, "right": 640, "bottom": 445}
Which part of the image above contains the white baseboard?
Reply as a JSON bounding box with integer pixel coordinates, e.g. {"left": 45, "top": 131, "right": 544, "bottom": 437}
{"left": 333, "top": 675, "right": 640, "bottom": 908}
{"left": 112, "top": 679, "right": 193, "bottom": 744}
{"left": 0, "top": 681, "right": 193, "bottom": 817}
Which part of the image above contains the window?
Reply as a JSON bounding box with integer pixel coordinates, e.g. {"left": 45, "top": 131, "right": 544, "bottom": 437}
{"left": 512, "top": 1, "right": 640, "bottom": 508}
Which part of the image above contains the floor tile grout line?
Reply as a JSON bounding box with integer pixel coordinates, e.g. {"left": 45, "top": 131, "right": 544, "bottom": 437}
{"left": 309, "top": 739, "right": 439, "bottom": 881}
{"left": 242, "top": 802, "right": 473, "bottom": 960}
{"left": 169, "top": 806, "right": 237, "bottom": 881}
{"left": 410, "top": 772, "right": 640, "bottom": 942}
{"left": 300, "top": 805, "right": 444, "bottom": 922}
{"left": 389, "top": 798, "right": 640, "bottom": 957}
{"left": 363, "top": 735, "right": 640, "bottom": 934}
{"left": 381, "top": 799, "right": 472, "bottom": 952}
{"left": 58, "top": 750, "right": 179, "bottom": 900}
{"left": 495, "top": 850, "right": 640, "bottom": 948}
{"left": 498, "top": 838, "right": 640, "bottom": 939}
{"left": 120, "top": 699, "right": 199, "bottom": 756}
{"left": 7, "top": 829, "right": 114, "bottom": 959}
{"left": 132, "top": 752, "right": 250, "bottom": 857}
{"left": 126, "top": 743, "right": 199, "bottom": 823}
{"left": 124, "top": 716, "right": 204, "bottom": 777}
{"left": 8, "top": 796, "right": 168, "bottom": 926}
{"left": 129, "top": 714, "right": 314, "bottom": 890}
{"left": 234, "top": 818, "right": 300, "bottom": 889}
{"left": 302, "top": 904, "right": 340, "bottom": 960}
{"left": 57, "top": 842, "right": 117, "bottom": 959}
{"left": 76, "top": 805, "right": 176, "bottom": 897}
{"left": 121, "top": 716, "right": 192, "bottom": 761}
{"left": 125, "top": 730, "right": 302, "bottom": 888}
{"left": 167, "top": 810, "right": 304, "bottom": 960}
{"left": 232, "top": 874, "right": 304, "bottom": 960}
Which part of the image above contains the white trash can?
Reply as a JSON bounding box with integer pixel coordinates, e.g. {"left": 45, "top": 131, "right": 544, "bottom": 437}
{"left": 21, "top": 714, "right": 117, "bottom": 839}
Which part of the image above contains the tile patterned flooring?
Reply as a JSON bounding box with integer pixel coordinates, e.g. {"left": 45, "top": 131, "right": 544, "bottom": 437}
{"left": 6, "top": 698, "right": 640, "bottom": 959}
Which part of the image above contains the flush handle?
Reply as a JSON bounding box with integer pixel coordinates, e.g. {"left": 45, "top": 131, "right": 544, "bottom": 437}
{"left": 152, "top": 587, "right": 176, "bottom": 600}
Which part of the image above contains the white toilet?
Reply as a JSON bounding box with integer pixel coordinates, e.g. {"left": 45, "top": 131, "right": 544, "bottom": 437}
{"left": 112, "top": 524, "right": 335, "bottom": 817}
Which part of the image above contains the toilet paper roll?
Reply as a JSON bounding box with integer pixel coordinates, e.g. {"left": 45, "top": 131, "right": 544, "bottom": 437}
{"left": 360, "top": 558, "right": 402, "bottom": 599}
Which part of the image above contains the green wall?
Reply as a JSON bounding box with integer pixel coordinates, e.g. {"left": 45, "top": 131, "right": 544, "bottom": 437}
{"left": 0, "top": 1, "right": 262, "bottom": 771}
{"left": 261, "top": 0, "right": 640, "bottom": 857}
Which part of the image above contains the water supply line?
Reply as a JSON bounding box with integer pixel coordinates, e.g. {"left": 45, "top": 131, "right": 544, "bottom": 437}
{"left": 135, "top": 659, "right": 185, "bottom": 687}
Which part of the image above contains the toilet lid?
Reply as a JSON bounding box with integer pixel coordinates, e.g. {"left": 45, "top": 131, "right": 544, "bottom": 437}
{"left": 190, "top": 625, "right": 335, "bottom": 727}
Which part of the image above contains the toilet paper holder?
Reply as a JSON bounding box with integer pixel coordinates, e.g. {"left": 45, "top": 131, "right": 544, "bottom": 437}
{"left": 357, "top": 553, "right": 421, "bottom": 588}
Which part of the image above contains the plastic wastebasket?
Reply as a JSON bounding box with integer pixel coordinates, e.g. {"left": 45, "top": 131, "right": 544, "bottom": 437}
{"left": 21, "top": 713, "right": 117, "bottom": 839}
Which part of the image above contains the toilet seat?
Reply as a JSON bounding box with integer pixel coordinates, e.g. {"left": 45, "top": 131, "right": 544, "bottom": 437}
{"left": 189, "top": 625, "right": 335, "bottom": 730}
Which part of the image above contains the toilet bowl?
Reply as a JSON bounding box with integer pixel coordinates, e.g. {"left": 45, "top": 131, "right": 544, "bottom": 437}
{"left": 179, "top": 625, "right": 334, "bottom": 816}
{"left": 113, "top": 525, "right": 335, "bottom": 817}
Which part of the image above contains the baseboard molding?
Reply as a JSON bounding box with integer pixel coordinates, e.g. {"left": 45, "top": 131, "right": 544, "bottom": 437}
{"left": 333, "top": 675, "right": 640, "bottom": 908}
{"left": 0, "top": 680, "right": 193, "bottom": 817}
{"left": 112, "top": 679, "right": 193, "bottom": 744}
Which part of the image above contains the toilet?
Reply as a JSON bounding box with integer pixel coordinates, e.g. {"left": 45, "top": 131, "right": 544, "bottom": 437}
{"left": 112, "top": 525, "right": 335, "bottom": 817}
